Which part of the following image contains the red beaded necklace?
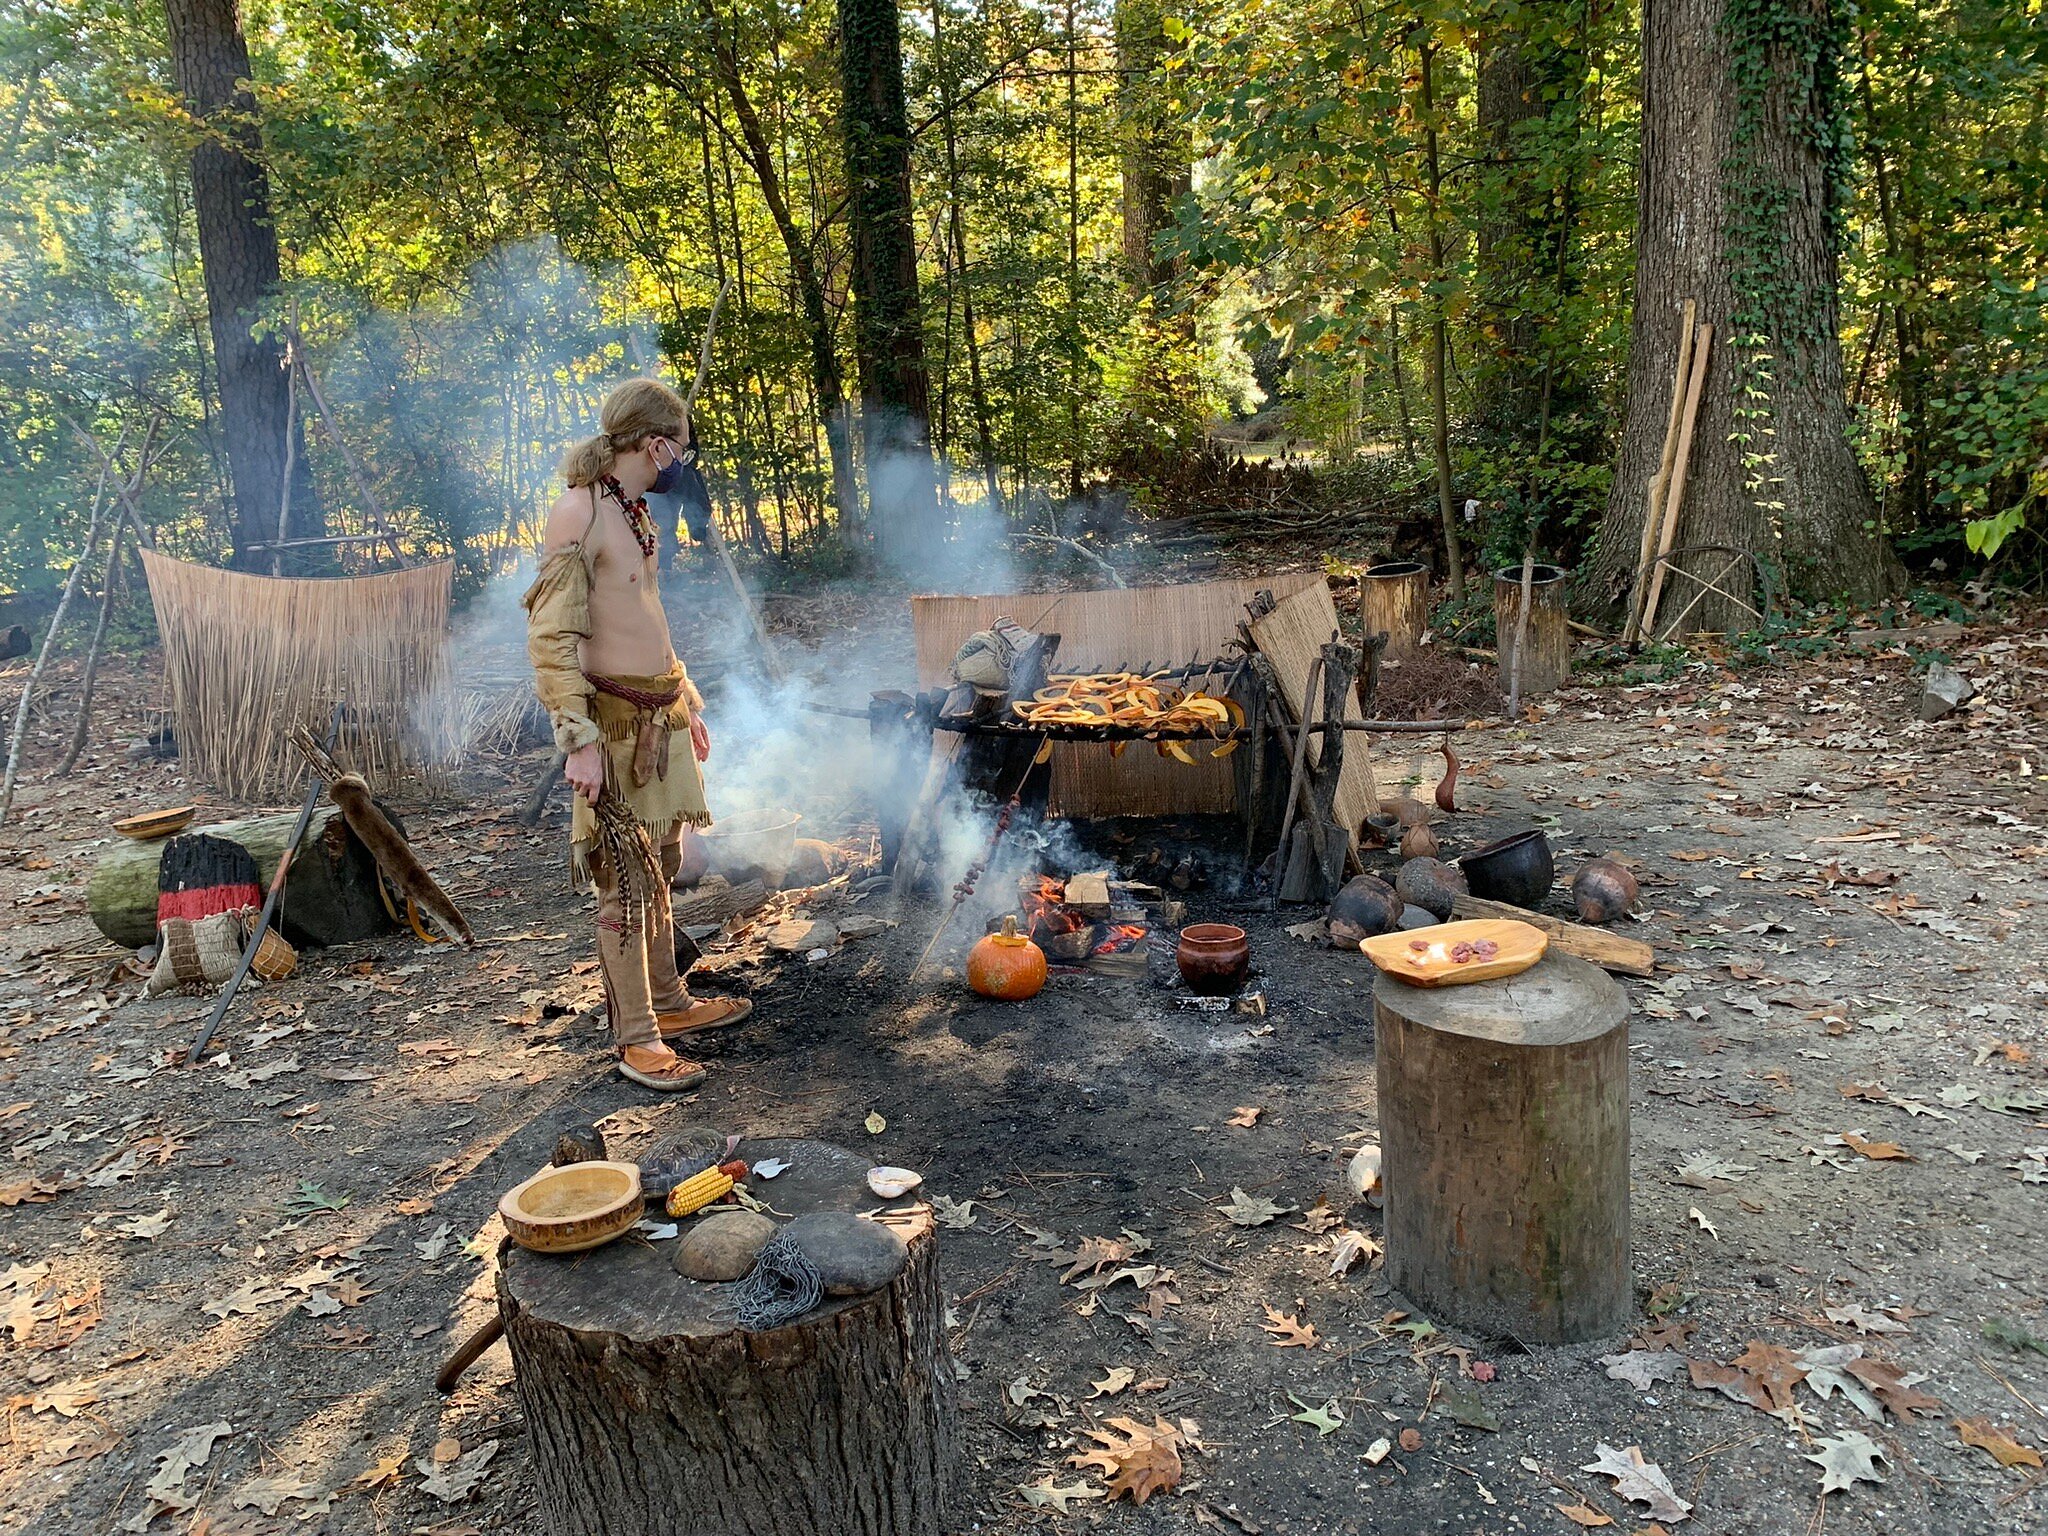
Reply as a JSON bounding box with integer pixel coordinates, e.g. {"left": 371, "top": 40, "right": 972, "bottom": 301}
{"left": 598, "top": 474, "right": 658, "bottom": 561}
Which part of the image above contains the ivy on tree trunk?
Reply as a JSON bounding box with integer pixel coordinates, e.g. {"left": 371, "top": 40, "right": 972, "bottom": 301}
{"left": 1594, "top": 0, "right": 1899, "bottom": 631}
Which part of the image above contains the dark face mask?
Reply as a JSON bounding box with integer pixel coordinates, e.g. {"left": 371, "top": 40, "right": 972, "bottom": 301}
{"left": 649, "top": 437, "right": 685, "bottom": 496}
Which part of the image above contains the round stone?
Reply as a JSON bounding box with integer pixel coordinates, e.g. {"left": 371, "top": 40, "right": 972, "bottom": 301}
{"left": 781, "top": 1211, "right": 909, "bottom": 1296}
{"left": 672, "top": 1211, "right": 777, "bottom": 1283}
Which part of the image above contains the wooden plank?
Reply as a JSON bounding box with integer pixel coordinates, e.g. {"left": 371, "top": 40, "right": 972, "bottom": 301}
{"left": 910, "top": 574, "right": 1318, "bottom": 818}
{"left": 1248, "top": 585, "right": 1380, "bottom": 861}
{"left": 1061, "top": 871, "right": 1113, "bottom": 918}
{"left": 1447, "top": 894, "right": 1656, "bottom": 978}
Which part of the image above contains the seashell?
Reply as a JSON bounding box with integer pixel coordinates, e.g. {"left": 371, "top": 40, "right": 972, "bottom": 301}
{"left": 867, "top": 1166, "right": 924, "bottom": 1199}
{"left": 1346, "top": 1145, "right": 1383, "bottom": 1205}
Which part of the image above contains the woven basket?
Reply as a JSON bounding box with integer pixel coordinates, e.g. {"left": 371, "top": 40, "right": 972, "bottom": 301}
{"left": 250, "top": 926, "right": 298, "bottom": 982}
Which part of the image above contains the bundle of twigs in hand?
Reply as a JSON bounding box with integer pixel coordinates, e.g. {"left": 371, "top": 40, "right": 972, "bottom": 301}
{"left": 590, "top": 774, "right": 669, "bottom": 934}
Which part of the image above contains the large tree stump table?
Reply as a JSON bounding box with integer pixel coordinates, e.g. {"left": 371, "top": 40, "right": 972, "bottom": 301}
{"left": 497, "top": 1136, "right": 955, "bottom": 1536}
{"left": 1374, "top": 950, "right": 1630, "bottom": 1343}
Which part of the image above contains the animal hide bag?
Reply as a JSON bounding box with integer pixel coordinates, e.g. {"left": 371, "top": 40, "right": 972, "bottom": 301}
{"left": 325, "top": 774, "right": 476, "bottom": 946}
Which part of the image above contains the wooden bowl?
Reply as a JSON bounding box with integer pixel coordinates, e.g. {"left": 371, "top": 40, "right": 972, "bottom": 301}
{"left": 499, "top": 1160, "right": 644, "bottom": 1254}
{"left": 114, "top": 805, "right": 198, "bottom": 840}
{"left": 1360, "top": 918, "right": 1547, "bottom": 988}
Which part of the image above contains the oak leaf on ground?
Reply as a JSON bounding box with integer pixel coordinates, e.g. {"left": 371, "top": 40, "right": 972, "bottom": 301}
{"left": 1068, "top": 1416, "right": 1184, "bottom": 1504}
{"left": 1955, "top": 1418, "right": 2044, "bottom": 1470}
{"left": 1259, "top": 1304, "right": 1319, "bottom": 1348}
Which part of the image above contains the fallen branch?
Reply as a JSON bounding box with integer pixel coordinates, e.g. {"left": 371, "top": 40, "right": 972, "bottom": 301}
{"left": 1014, "top": 532, "right": 1126, "bottom": 588}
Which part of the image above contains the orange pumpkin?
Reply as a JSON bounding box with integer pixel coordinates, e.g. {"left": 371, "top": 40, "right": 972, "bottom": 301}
{"left": 967, "top": 915, "right": 1047, "bottom": 1000}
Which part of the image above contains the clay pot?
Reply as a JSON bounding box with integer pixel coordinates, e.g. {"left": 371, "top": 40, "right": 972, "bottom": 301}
{"left": 1177, "top": 923, "right": 1250, "bottom": 996}
{"left": 1457, "top": 828, "right": 1555, "bottom": 909}
{"left": 1399, "top": 823, "right": 1440, "bottom": 861}
{"left": 1572, "top": 858, "right": 1639, "bottom": 925}
{"left": 1328, "top": 876, "right": 1401, "bottom": 946}
{"left": 1395, "top": 856, "right": 1468, "bottom": 921}
{"left": 967, "top": 915, "right": 1047, "bottom": 1000}
{"left": 1361, "top": 813, "right": 1401, "bottom": 849}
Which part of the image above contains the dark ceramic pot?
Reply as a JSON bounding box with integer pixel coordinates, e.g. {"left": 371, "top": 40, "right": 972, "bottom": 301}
{"left": 1456, "top": 828, "right": 1555, "bottom": 909}
{"left": 1177, "top": 923, "right": 1250, "bottom": 996}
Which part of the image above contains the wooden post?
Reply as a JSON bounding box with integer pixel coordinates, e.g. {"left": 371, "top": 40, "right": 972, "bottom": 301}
{"left": 1374, "top": 951, "right": 1631, "bottom": 1343}
{"left": 1359, "top": 561, "right": 1430, "bottom": 663}
{"left": 498, "top": 1137, "right": 954, "bottom": 1536}
{"left": 1491, "top": 563, "right": 1571, "bottom": 696}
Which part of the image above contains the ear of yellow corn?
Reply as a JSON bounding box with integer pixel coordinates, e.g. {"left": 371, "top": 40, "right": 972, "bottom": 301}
{"left": 665, "top": 1166, "right": 736, "bottom": 1217}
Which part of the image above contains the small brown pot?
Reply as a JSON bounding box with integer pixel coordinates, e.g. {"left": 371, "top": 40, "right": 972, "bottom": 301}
{"left": 1177, "top": 923, "right": 1250, "bottom": 996}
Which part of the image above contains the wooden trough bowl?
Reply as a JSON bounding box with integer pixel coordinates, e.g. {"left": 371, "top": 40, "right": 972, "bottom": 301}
{"left": 499, "top": 1160, "right": 644, "bottom": 1254}
{"left": 113, "top": 805, "right": 198, "bottom": 840}
{"left": 1361, "top": 918, "right": 1547, "bottom": 988}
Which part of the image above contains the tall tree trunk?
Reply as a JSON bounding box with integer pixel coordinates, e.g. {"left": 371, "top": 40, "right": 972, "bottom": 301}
{"left": 838, "top": 0, "right": 942, "bottom": 560}
{"left": 932, "top": 0, "right": 1003, "bottom": 513}
{"left": 1114, "top": 0, "right": 1190, "bottom": 302}
{"left": 1592, "top": 0, "right": 1898, "bottom": 628}
{"left": 696, "top": 4, "right": 860, "bottom": 540}
{"left": 163, "top": 0, "right": 318, "bottom": 568}
{"left": 1418, "top": 39, "right": 1465, "bottom": 600}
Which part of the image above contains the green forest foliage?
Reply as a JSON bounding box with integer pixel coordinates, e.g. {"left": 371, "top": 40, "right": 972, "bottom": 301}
{"left": 0, "top": 0, "right": 2041, "bottom": 600}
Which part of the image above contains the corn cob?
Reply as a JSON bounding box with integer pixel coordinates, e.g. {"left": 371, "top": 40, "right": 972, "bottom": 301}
{"left": 662, "top": 1160, "right": 753, "bottom": 1217}
{"left": 666, "top": 1166, "right": 736, "bottom": 1217}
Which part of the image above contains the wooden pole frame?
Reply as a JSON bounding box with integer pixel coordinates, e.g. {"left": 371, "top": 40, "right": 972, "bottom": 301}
{"left": 1623, "top": 300, "right": 1697, "bottom": 644}
{"left": 1637, "top": 323, "right": 1712, "bottom": 643}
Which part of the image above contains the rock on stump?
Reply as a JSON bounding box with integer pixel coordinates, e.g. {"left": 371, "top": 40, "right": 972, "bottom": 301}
{"left": 1373, "top": 950, "right": 1630, "bottom": 1343}
{"left": 498, "top": 1137, "right": 954, "bottom": 1536}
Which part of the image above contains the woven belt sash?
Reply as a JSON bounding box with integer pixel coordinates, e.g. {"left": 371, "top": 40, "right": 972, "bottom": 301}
{"left": 587, "top": 673, "right": 685, "bottom": 788}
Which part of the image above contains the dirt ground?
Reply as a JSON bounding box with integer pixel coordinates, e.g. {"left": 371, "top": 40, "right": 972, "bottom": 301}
{"left": 1, "top": 570, "right": 2045, "bottom": 1536}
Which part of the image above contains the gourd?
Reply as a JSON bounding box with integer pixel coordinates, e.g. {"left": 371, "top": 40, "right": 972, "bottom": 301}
{"left": 967, "top": 914, "right": 1047, "bottom": 1000}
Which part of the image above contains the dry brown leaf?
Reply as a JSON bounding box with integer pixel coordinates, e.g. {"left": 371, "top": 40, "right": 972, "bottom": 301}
{"left": 1687, "top": 1357, "right": 1771, "bottom": 1414}
{"left": 1295, "top": 1197, "right": 1344, "bottom": 1234}
{"left": 1956, "top": 1418, "right": 2044, "bottom": 1470}
{"left": 1844, "top": 1356, "right": 1941, "bottom": 1419}
{"left": 1259, "top": 1304, "right": 1319, "bottom": 1348}
{"left": 1060, "top": 1235, "right": 1136, "bottom": 1285}
{"left": 1554, "top": 1504, "right": 1613, "bottom": 1528}
{"left": 1067, "top": 1415, "right": 1184, "bottom": 1504}
{"left": 1840, "top": 1132, "right": 1912, "bottom": 1161}
{"left": 352, "top": 1451, "right": 408, "bottom": 1491}
{"left": 1730, "top": 1341, "right": 1807, "bottom": 1417}
{"left": 1225, "top": 1106, "right": 1262, "bottom": 1128}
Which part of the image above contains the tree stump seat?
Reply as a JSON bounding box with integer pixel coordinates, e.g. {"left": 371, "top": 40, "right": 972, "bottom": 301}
{"left": 497, "top": 1135, "right": 955, "bottom": 1536}
{"left": 1374, "top": 951, "right": 1631, "bottom": 1343}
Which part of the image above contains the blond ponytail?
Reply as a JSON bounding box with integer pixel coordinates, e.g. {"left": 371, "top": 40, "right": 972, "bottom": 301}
{"left": 561, "top": 377, "right": 689, "bottom": 487}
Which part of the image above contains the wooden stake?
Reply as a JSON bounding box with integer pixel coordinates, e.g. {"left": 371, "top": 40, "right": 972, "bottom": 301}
{"left": 1, "top": 422, "right": 157, "bottom": 826}
{"left": 1637, "top": 323, "right": 1712, "bottom": 643}
{"left": 57, "top": 520, "right": 126, "bottom": 776}
{"left": 1624, "top": 300, "right": 1696, "bottom": 644}
{"left": 1506, "top": 549, "right": 1536, "bottom": 717}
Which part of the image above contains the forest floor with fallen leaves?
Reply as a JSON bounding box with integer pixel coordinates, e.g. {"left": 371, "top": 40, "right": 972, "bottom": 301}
{"left": 1, "top": 563, "right": 2045, "bottom": 1536}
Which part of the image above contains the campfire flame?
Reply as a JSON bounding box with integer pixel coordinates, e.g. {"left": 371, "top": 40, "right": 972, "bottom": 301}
{"left": 1023, "top": 875, "right": 1081, "bottom": 937}
{"left": 1092, "top": 923, "right": 1147, "bottom": 956}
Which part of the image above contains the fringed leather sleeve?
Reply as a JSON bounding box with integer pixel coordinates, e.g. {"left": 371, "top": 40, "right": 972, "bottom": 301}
{"left": 522, "top": 546, "right": 600, "bottom": 754}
